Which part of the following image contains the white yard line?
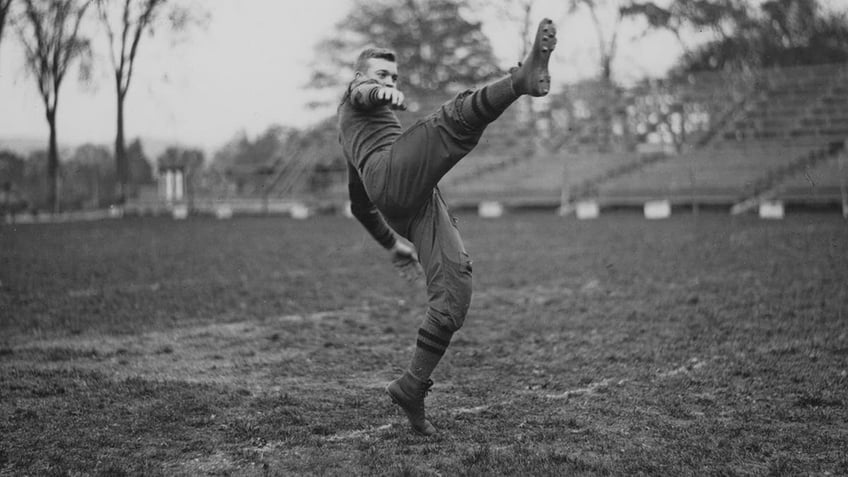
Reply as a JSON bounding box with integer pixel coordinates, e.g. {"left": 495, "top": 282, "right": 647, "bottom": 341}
{"left": 545, "top": 377, "right": 622, "bottom": 400}
{"left": 544, "top": 357, "right": 711, "bottom": 399}
{"left": 453, "top": 404, "right": 494, "bottom": 414}
{"left": 451, "top": 358, "right": 712, "bottom": 413}
{"left": 323, "top": 423, "right": 393, "bottom": 442}
{"left": 452, "top": 400, "right": 514, "bottom": 415}
{"left": 657, "top": 357, "right": 707, "bottom": 378}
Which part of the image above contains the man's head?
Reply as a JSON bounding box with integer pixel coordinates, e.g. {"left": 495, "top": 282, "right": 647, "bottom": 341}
{"left": 354, "top": 48, "right": 399, "bottom": 88}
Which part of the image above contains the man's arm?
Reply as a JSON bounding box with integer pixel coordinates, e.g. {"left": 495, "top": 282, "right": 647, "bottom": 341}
{"left": 347, "top": 162, "right": 396, "bottom": 249}
{"left": 349, "top": 80, "right": 406, "bottom": 111}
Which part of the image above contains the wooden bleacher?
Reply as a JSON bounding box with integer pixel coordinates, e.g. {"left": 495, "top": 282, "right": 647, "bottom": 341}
{"left": 432, "top": 63, "right": 848, "bottom": 210}
{"left": 775, "top": 153, "right": 846, "bottom": 203}
{"left": 597, "top": 141, "right": 824, "bottom": 204}
{"left": 597, "top": 63, "right": 848, "bottom": 207}
{"left": 442, "top": 152, "right": 565, "bottom": 206}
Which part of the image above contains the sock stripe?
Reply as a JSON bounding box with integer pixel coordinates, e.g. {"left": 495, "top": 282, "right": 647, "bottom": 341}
{"left": 457, "top": 76, "right": 518, "bottom": 131}
{"left": 416, "top": 339, "right": 447, "bottom": 356}
{"left": 418, "top": 328, "right": 451, "bottom": 348}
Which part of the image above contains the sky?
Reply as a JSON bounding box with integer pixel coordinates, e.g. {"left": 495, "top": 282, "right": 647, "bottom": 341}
{"left": 0, "top": 0, "right": 685, "bottom": 157}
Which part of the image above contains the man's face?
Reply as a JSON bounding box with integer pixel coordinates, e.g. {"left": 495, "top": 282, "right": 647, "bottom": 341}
{"left": 360, "top": 58, "right": 399, "bottom": 88}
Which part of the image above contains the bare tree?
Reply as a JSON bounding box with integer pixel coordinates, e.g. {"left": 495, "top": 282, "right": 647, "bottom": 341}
{"left": 17, "top": 0, "right": 92, "bottom": 213}
{"left": 476, "top": 0, "right": 537, "bottom": 59}
{"left": 568, "top": 0, "right": 626, "bottom": 82}
{"left": 0, "top": 0, "right": 14, "bottom": 62}
{"left": 95, "top": 0, "right": 201, "bottom": 204}
{"left": 471, "top": 0, "right": 547, "bottom": 143}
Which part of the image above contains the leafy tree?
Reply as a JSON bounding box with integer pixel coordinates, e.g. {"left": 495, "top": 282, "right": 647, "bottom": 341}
{"left": 211, "top": 126, "right": 296, "bottom": 173}
{"left": 126, "top": 138, "right": 153, "bottom": 185}
{"left": 157, "top": 146, "right": 203, "bottom": 171}
{"left": 22, "top": 150, "right": 48, "bottom": 211}
{"left": 94, "top": 0, "right": 206, "bottom": 204}
{"left": 743, "top": 0, "right": 848, "bottom": 68}
{"left": 209, "top": 132, "right": 248, "bottom": 173}
{"left": 0, "top": 150, "right": 25, "bottom": 191}
{"left": 310, "top": 0, "right": 502, "bottom": 101}
{"left": 623, "top": 0, "right": 848, "bottom": 73}
{"left": 622, "top": 0, "right": 749, "bottom": 49}
{"left": 0, "top": 150, "right": 27, "bottom": 214}
{"left": 17, "top": 0, "right": 93, "bottom": 213}
{"left": 65, "top": 143, "right": 115, "bottom": 208}
{"left": 209, "top": 126, "right": 300, "bottom": 195}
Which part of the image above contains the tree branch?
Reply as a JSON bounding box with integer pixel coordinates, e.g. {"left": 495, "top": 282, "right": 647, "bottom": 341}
{"left": 96, "top": 0, "right": 120, "bottom": 71}
{"left": 124, "top": 0, "right": 162, "bottom": 95}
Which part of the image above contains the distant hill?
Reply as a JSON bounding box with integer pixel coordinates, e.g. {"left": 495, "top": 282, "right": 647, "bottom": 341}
{"left": 0, "top": 136, "right": 67, "bottom": 157}
{"left": 0, "top": 135, "right": 199, "bottom": 168}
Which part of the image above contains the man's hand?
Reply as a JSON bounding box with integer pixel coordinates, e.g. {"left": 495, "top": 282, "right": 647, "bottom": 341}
{"left": 377, "top": 87, "right": 407, "bottom": 110}
{"left": 390, "top": 240, "right": 422, "bottom": 282}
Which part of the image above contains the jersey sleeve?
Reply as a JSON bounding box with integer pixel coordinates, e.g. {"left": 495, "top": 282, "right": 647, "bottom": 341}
{"left": 349, "top": 80, "right": 389, "bottom": 110}
{"left": 347, "top": 162, "right": 396, "bottom": 249}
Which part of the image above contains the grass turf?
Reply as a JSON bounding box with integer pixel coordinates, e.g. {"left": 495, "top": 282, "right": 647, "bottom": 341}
{"left": 1, "top": 211, "right": 847, "bottom": 475}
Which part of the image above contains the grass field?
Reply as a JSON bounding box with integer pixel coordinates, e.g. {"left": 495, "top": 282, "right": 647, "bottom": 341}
{"left": 1, "top": 211, "right": 847, "bottom": 476}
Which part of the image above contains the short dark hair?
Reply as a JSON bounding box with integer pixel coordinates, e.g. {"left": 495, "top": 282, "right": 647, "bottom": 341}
{"left": 354, "top": 48, "right": 397, "bottom": 73}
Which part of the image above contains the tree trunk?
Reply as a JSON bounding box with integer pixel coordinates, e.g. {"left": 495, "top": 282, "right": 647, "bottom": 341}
{"left": 601, "top": 55, "right": 612, "bottom": 83}
{"left": 115, "top": 90, "right": 127, "bottom": 204}
{"left": 47, "top": 108, "right": 60, "bottom": 214}
{"left": 597, "top": 76, "right": 614, "bottom": 153}
{"left": 0, "top": 0, "right": 9, "bottom": 60}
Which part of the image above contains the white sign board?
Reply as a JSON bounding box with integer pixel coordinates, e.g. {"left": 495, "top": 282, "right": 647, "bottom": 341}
{"left": 215, "top": 204, "right": 233, "bottom": 220}
{"left": 575, "top": 200, "right": 600, "bottom": 220}
{"left": 478, "top": 201, "right": 504, "bottom": 218}
{"left": 172, "top": 204, "right": 189, "bottom": 220}
{"left": 644, "top": 200, "right": 671, "bottom": 219}
{"left": 290, "top": 203, "right": 310, "bottom": 220}
{"left": 759, "top": 200, "right": 785, "bottom": 219}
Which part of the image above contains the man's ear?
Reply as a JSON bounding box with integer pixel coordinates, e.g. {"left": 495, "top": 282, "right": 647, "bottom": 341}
{"left": 354, "top": 71, "right": 363, "bottom": 80}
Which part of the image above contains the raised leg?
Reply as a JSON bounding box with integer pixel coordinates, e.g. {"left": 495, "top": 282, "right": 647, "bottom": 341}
{"left": 457, "top": 18, "right": 557, "bottom": 131}
{"left": 366, "top": 18, "right": 558, "bottom": 219}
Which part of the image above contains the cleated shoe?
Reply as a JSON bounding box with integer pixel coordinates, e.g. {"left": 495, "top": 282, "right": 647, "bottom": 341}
{"left": 386, "top": 371, "right": 437, "bottom": 436}
{"left": 511, "top": 18, "right": 557, "bottom": 96}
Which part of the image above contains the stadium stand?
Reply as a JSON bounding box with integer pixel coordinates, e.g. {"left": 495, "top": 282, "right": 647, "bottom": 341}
{"left": 650, "top": 65, "right": 845, "bottom": 187}
{"left": 442, "top": 152, "right": 565, "bottom": 206}
{"left": 442, "top": 62, "right": 848, "bottom": 211}
{"left": 775, "top": 152, "right": 846, "bottom": 203}
{"left": 597, "top": 140, "right": 828, "bottom": 204}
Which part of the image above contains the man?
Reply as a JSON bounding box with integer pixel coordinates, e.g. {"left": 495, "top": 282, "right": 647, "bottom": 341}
{"left": 338, "top": 18, "right": 556, "bottom": 436}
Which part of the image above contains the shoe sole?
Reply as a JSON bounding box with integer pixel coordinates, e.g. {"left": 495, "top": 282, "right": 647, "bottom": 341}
{"left": 526, "top": 18, "right": 557, "bottom": 96}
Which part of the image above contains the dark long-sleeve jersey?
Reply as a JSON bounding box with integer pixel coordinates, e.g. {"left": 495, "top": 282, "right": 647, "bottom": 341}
{"left": 338, "top": 80, "right": 403, "bottom": 249}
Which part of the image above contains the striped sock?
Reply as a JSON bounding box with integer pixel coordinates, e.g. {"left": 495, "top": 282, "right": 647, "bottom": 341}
{"left": 457, "top": 75, "right": 520, "bottom": 131}
{"left": 408, "top": 320, "right": 454, "bottom": 382}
